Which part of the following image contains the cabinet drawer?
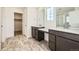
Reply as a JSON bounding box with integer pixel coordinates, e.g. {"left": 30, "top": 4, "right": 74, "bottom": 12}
{"left": 56, "top": 36, "right": 79, "bottom": 51}
{"left": 49, "top": 29, "right": 79, "bottom": 42}
{"left": 37, "top": 30, "right": 44, "bottom": 41}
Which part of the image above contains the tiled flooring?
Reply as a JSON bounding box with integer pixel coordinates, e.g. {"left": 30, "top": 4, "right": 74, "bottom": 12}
{"left": 2, "top": 35, "right": 50, "bottom": 51}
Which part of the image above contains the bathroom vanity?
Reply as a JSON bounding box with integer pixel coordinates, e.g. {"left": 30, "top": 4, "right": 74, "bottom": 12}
{"left": 49, "top": 28, "right": 79, "bottom": 51}
{"left": 31, "top": 26, "right": 44, "bottom": 41}
{"left": 32, "top": 26, "right": 79, "bottom": 51}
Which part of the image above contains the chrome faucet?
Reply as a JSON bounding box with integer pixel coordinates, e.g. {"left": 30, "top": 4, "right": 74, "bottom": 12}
{"left": 64, "top": 22, "right": 70, "bottom": 29}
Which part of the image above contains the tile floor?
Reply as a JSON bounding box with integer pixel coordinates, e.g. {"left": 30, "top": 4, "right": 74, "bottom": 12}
{"left": 2, "top": 35, "right": 50, "bottom": 51}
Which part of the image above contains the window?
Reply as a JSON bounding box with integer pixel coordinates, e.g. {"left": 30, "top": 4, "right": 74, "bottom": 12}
{"left": 47, "top": 7, "right": 54, "bottom": 21}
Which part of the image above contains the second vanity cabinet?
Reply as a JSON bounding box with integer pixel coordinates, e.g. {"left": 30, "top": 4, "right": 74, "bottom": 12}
{"left": 31, "top": 26, "right": 44, "bottom": 41}
{"left": 49, "top": 29, "right": 79, "bottom": 51}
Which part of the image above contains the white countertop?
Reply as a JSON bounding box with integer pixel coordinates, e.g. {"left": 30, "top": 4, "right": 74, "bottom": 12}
{"left": 32, "top": 26, "right": 44, "bottom": 27}
{"left": 38, "top": 28, "right": 48, "bottom": 32}
{"left": 38, "top": 27, "right": 79, "bottom": 35}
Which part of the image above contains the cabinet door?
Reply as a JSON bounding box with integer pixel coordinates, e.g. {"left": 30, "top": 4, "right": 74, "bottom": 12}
{"left": 31, "top": 27, "right": 36, "bottom": 38}
{"left": 49, "top": 34, "right": 55, "bottom": 51}
{"left": 36, "top": 30, "right": 44, "bottom": 41}
{"left": 32, "top": 27, "right": 34, "bottom": 38}
{"left": 56, "top": 36, "right": 79, "bottom": 51}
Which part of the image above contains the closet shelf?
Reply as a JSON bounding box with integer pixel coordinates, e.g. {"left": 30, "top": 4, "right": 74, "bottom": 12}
{"left": 14, "top": 19, "right": 22, "bottom": 21}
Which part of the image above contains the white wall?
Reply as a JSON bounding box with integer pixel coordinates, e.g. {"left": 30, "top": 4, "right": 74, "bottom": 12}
{"left": 23, "top": 8, "right": 27, "bottom": 36}
{"left": 0, "top": 8, "right": 2, "bottom": 50}
{"left": 13, "top": 7, "right": 24, "bottom": 13}
{"left": 2, "top": 7, "right": 24, "bottom": 42}
{"left": 37, "top": 8, "right": 45, "bottom": 26}
{"left": 26, "top": 8, "right": 38, "bottom": 38}
{"left": 2, "top": 7, "right": 14, "bottom": 42}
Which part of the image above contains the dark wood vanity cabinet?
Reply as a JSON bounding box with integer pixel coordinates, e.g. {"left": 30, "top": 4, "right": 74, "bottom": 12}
{"left": 49, "top": 29, "right": 79, "bottom": 51}
{"left": 31, "top": 26, "right": 44, "bottom": 41}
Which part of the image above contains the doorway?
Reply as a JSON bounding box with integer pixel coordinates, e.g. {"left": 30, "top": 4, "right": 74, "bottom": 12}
{"left": 14, "top": 13, "right": 23, "bottom": 36}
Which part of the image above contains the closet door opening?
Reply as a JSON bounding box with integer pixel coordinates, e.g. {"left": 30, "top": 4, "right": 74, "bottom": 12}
{"left": 14, "top": 13, "right": 23, "bottom": 36}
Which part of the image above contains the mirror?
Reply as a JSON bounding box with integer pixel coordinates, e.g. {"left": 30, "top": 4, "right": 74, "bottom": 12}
{"left": 66, "top": 7, "right": 79, "bottom": 29}
{"left": 36, "top": 7, "right": 56, "bottom": 29}
{"left": 56, "top": 7, "right": 79, "bottom": 29}
{"left": 36, "top": 7, "right": 79, "bottom": 29}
